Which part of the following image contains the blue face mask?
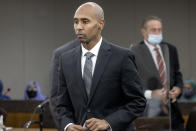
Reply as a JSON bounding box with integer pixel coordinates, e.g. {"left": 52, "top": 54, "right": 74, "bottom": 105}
{"left": 148, "top": 34, "right": 163, "bottom": 45}
{"left": 183, "top": 88, "right": 195, "bottom": 99}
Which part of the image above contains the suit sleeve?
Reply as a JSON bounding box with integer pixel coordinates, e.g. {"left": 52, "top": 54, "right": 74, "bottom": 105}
{"left": 49, "top": 50, "right": 75, "bottom": 130}
{"left": 173, "top": 46, "right": 183, "bottom": 88}
{"left": 104, "top": 50, "right": 146, "bottom": 130}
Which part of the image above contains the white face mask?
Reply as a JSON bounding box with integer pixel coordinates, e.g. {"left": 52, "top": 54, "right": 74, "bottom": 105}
{"left": 148, "top": 34, "right": 163, "bottom": 45}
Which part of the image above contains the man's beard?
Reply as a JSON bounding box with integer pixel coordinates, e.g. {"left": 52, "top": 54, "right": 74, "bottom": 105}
{"left": 80, "top": 39, "right": 90, "bottom": 45}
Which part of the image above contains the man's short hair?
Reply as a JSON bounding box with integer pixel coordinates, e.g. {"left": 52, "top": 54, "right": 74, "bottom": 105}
{"left": 141, "top": 16, "right": 162, "bottom": 29}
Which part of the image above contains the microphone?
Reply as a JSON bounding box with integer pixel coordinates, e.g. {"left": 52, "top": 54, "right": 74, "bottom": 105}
{"left": 36, "top": 98, "right": 50, "bottom": 109}
{"left": 23, "top": 120, "right": 40, "bottom": 128}
{"left": 23, "top": 98, "right": 49, "bottom": 131}
{"left": 23, "top": 121, "right": 32, "bottom": 128}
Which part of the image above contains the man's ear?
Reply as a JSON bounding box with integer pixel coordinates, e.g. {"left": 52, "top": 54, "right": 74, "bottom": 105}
{"left": 141, "top": 28, "right": 145, "bottom": 36}
{"left": 141, "top": 28, "right": 146, "bottom": 38}
{"left": 99, "top": 19, "right": 105, "bottom": 30}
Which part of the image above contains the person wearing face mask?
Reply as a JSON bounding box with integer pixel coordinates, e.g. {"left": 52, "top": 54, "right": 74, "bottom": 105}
{"left": 0, "top": 80, "right": 11, "bottom": 100}
{"left": 179, "top": 80, "right": 196, "bottom": 102}
{"left": 24, "top": 81, "right": 46, "bottom": 100}
{"left": 131, "top": 16, "right": 184, "bottom": 130}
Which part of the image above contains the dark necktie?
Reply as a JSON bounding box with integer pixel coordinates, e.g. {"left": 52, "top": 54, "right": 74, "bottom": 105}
{"left": 154, "top": 46, "right": 167, "bottom": 88}
{"left": 83, "top": 52, "right": 94, "bottom": 97}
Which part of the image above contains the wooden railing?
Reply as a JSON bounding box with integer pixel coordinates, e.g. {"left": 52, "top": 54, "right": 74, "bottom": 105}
{"left": 0, "top": 100, "right": 196, "bottom": 130}
{"left": 0, "top": 100, "right": 56, "bottom": 128}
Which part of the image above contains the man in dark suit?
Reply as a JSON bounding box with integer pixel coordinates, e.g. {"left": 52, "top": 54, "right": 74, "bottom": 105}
{"left": 131, "top": 16, "right": 184, "bottom": 130}
{"left": 50, "top": 2, "right": 146, "bottom": 131}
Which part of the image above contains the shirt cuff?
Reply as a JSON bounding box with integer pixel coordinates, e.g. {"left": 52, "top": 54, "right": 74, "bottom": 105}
{"left": 144, "top": 90, "right": 152, "bottom": 99}
{"left": 104, "top": 120, "right": 112, "bottom": 131}
{"left": 64, "top": 123, "right": 73, "bottom": 131}
{"left": 108, "top": 127, "right": 112, "bottom": 131}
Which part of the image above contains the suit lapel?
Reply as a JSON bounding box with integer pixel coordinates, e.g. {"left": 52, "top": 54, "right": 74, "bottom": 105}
{"left": 160, "top": 43, "right": 170, "bottom": 89}
{"left": 74, "top": 46, "right": 88, "bottom": 103}
{"left": 140, "top": 42, "right": 160, "bottom": 78}
{"left": 87, "top": 40, "right": 112, "bottom": 105}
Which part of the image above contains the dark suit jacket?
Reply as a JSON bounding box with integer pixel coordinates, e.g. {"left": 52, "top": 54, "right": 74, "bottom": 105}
{"left": 50, "top": 39, "right": 146, "bottom": 131}
{"left": 131, "top": 41, "right": 183, "bottom": 91}
{"left": 50, "top": 39, "right": 80, "bottom": 130}
{"left": 131, "top": 41, "right": 184, "bottom": 128}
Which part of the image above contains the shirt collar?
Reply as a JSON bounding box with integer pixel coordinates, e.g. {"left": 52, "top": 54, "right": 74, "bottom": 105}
{"left": 81, "top": 37, "right": 102, "bottom": 57}
{"left": 144, "top": 40, "right": 160, "bottom": 51}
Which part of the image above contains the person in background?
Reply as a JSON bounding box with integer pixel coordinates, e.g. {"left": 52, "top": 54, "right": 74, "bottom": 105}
{"left": 131, "top": 16, "right": 184, "bottom": 130}
{"left": 179, "top": 80, "right": 196, "bottom": 102}
{"left": 24, "top": 81, "right": 46, "bottom": 100}
{"left": 0, "top": 107, "right": 7, "bottom": 123}
{"left": 0, "top": 80, "right": 10, "bottom": 100}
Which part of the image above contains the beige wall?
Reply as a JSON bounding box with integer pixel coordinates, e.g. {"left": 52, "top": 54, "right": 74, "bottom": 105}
{"left": 0, "top": 0, "right": 195, "bottom": 99}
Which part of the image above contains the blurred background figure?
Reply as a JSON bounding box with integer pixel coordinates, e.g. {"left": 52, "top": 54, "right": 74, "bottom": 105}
{"left": 0, "top": 80, "right": 11, "bottom": 100}
{"left": 24, "top": 81, "right": 46, "bottom": 100}
{"left": 179, "top": 80, "right": 196, "bottom": 102}
{"left": 0, "top": 107, "right": 7, "bottom": 124}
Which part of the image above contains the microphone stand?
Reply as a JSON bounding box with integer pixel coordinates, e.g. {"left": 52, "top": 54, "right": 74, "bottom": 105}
{"left": 23, "top": 99, "right": 49, "bottom": 131}
{"left": 38, "top": 106, "right": 44, "bottom": 131}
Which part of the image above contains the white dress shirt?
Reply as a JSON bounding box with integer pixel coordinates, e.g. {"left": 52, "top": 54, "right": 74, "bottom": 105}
{"left": 144, "top": 40, "right": 167, "bottom": 99}
{"left": 81, "top": 37, "right": 102, "bottom": 76}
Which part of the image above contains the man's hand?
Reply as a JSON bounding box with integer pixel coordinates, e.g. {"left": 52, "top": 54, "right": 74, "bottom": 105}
{"left": 85, "top": 118, "right": 110, "bottom": 131}
{"left": 169, "top": 86, "right": 181, "bottom": 103}
{"left": 67, "top": 124, "right": 86, "bottom": 131}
